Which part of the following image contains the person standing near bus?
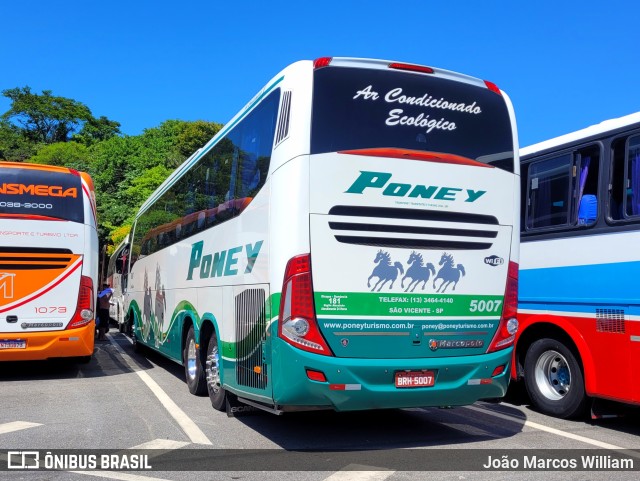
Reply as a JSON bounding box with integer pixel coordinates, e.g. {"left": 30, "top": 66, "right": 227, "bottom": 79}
{"left": 97, "top": 284, "right": 112, "bottom": 340}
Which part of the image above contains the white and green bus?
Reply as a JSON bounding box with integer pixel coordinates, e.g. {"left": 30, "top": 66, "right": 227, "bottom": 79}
{"left": 124, "top": 57, "right": 520, "bottom": 413}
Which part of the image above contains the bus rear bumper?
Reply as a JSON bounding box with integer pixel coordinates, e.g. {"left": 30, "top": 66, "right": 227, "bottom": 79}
{"left": 272, "top": 343, "right": 512, "bottom": 411}
{"left": 0, "top": 322, "right": 95, "bottom": 361}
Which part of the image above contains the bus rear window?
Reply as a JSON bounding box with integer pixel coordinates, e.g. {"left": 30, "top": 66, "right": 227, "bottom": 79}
{"left": 311, "top": 66, "right": 514, "bottom": 171}
{"left": 0, "top": 168, "right": 84, "bottom": 223}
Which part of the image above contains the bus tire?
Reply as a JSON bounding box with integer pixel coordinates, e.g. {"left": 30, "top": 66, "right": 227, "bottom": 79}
{"left": 184, "top": 326, "right": 207, "bottom": 395}
{"left": 118, "top": 307, "right": 125, "bottom": 333}
{"left": 205, "top": 330, "right": 226, "bottom": 411}
{"left": 524, "top": 337, "right": 588, "bottom": 419}
{"left": 125, "top": 315, "right": 133, "bottom": 336}
{"left": 132, "top": 332, "right": 144, "bottom": 353}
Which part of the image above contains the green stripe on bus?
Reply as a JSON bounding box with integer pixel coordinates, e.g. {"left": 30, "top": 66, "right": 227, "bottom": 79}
{"left": 314, "top": 292, "right": 504, "bottom": 317}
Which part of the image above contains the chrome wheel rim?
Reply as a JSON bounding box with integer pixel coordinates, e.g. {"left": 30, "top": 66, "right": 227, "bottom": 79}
{"left": 186, "top": 338, "right": 197, "bottom": 380}
{"left": 534, "top": 349, "right": 571, "bottom": 401}
{"left": 206, "top": 344, "right": 221, "bottom": 394}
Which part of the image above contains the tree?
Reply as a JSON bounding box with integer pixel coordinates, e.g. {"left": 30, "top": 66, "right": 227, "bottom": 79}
{"left": 74, "top": 115, "right": 121, "bottom": 145}
{"left": 0, "top": 119, "right": 37, "bottom": 161}
{"left": 28, "top": 142, "right": 90, "bottom": 172}
{"left": 107, "top": 225, "right": 131, "bottom": 256}
{"left": 175, "top": 120, "right": 222, "bottom": 157}
{"left": 1, "top": 86, "right": 120, "bottom": 146}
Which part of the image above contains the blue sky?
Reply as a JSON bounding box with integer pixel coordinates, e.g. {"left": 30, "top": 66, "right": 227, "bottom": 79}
{"left": 2, "top": 1, "right": 638, "bottom": 147}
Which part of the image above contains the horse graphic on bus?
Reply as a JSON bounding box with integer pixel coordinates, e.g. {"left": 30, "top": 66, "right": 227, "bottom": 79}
{"left": 367, "top": 250, "right": 404, "bottom": 291}
{"left": 401, "top": 251, "right": 435, "bottom": 292}
{"left": 433, "top": 252, "right": 466, "bottom": 293}
{"left": 367, "top": 250, "right": 465, "bottom": 293}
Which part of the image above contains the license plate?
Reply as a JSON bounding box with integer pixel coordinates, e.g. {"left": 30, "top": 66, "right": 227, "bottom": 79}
{"left": 395, "top": 370, "right": 435, "bottom": 388}
{"left": 0, "top": 340, "right": 26, "bottom": 349}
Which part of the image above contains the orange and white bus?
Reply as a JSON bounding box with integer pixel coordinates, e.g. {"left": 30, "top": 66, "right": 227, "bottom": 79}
{"left": 0, "top": 162, "right": 99, "bottom": 362}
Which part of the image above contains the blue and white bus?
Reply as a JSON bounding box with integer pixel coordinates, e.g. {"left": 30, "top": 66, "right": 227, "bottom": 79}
{"left": 124, "top": 57, "right": 520, "bottom": 413}
{"left": 515, "top": 111, "right": 640, "bottom": 418}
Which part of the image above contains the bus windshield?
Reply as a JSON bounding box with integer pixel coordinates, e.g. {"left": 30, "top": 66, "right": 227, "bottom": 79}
{"left": 311, "top": 66, "right": 514, "bottom": 171}
{"left": 0, "top": 167, "right": 84, "bottom": 223}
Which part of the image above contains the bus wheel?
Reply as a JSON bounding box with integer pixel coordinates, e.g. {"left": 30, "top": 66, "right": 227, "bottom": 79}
{"left": 118, "top": 308, "right": 126, "bottom": 333}
{"left": 184, "top": 326, "right": 207, "bottom": 395}
{"left": 205, "top": 330, "right": 226, "bottom": 411}
{"left": 524, "top": 338, "right": 588, "bottom": 419}
{"left": 132, "top": 333, "right": 144, "bottom": 353}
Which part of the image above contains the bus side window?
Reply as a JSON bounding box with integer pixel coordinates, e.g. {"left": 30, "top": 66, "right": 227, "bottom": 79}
{"left": 116, "top": 246, "right": 129, "bottom": 274}
{"left": 525, "top": 146, "right": 600, "bottom": 231}
{"left": 625, "top": 135, "right": 640, "bottom": 217}
{"left": 610, "top": 135, "right": 640, "bottom": 221}
{"left": 526, "top": 154, "right": 572, "bottom": 229}
{"left": 610, "top": 137, "right": 626, "bottom": 220}
{"left": 574, "top": 146, "right": 600, "bottom": 226}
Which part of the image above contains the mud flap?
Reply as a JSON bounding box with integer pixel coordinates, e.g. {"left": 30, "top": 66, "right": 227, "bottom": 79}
{"left": 225, "top": 393, "right": 260, "bottom": 417}
{"left": 590, "top": 398, "right": 624, "bottom": 419}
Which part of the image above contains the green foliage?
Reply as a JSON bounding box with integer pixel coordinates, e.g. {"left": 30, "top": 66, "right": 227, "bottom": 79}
{"left": 29, "top": 142, "right": 90, "bottom": 172}
{"left": 74, "top": 116, "right": 121, "bottom": 145}
{"left": 176, "top": 120, "right": 222, "bottom": 157}
{"left": 122, "top": 164, "right": 174, "bottom": 208}
{"left": 1, "top": 86, "right": 120, "bottom": 146}
{"left": 0, "top": 119, "right": 38, "bottom": 161}
{"left": 107, "top": 225, "right": 131, "bottom": 256}
{"left": 1, "top": 85, "right": 221, "bottom": 253}
{"left": 88, "top": 120, "right": 221, "bottom": 250}
{"left": 2, "top": 86, "right": 92, "bottom": 143}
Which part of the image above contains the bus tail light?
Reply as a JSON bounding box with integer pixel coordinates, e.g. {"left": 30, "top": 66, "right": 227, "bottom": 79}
{"left": 484, "top": 80, "right": 502, "bottom": 96}
{"left": 67, "top": 276, "right": 94, "bottom": 330}
{"left": 487, "top": 261, "right": 519, "bottom": 352}
{"left": 313, "top": 57, "right": 332, "bottom": 69}
{"left": 278, "top": 254, "right": 333, "bottom": 356}
{"left": 388, "top": 62, "right": 434, "bottom": 74}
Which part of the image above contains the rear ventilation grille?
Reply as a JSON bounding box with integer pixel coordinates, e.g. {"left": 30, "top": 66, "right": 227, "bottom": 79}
{"left": 274, "top": 90, "right": 292, "bottom": 146}
{"left": 235, "top": 288, "right": 267, "bottom": 389}
{"left": 596, "top": 309, "right": 625, "bottom": 334}
{"left": 0, "top": 247, "right": 72, "bottom": 254}
{"left": 328, "top": 206, "right": 499, "bottom": 225}
{"left": 328, "top": 205, "right": 499, "bottom": 250}
{"left": 0, "top": 249, "right": 74, "bottom": 270}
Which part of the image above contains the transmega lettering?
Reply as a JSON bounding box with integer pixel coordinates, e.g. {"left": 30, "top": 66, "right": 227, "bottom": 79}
{"left": 0, "top": 183, "right": 78, "bottom": 198}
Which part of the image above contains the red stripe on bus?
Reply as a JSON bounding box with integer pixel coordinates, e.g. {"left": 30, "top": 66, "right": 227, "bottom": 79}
{"left": 0, "top": 214, "right": 64, "bottom": 221}
{"left": 338, "top": 148, "right": 494, "bottom": 168}
{"left": 82, "top": 183, "right": 97, "bottom": 224}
